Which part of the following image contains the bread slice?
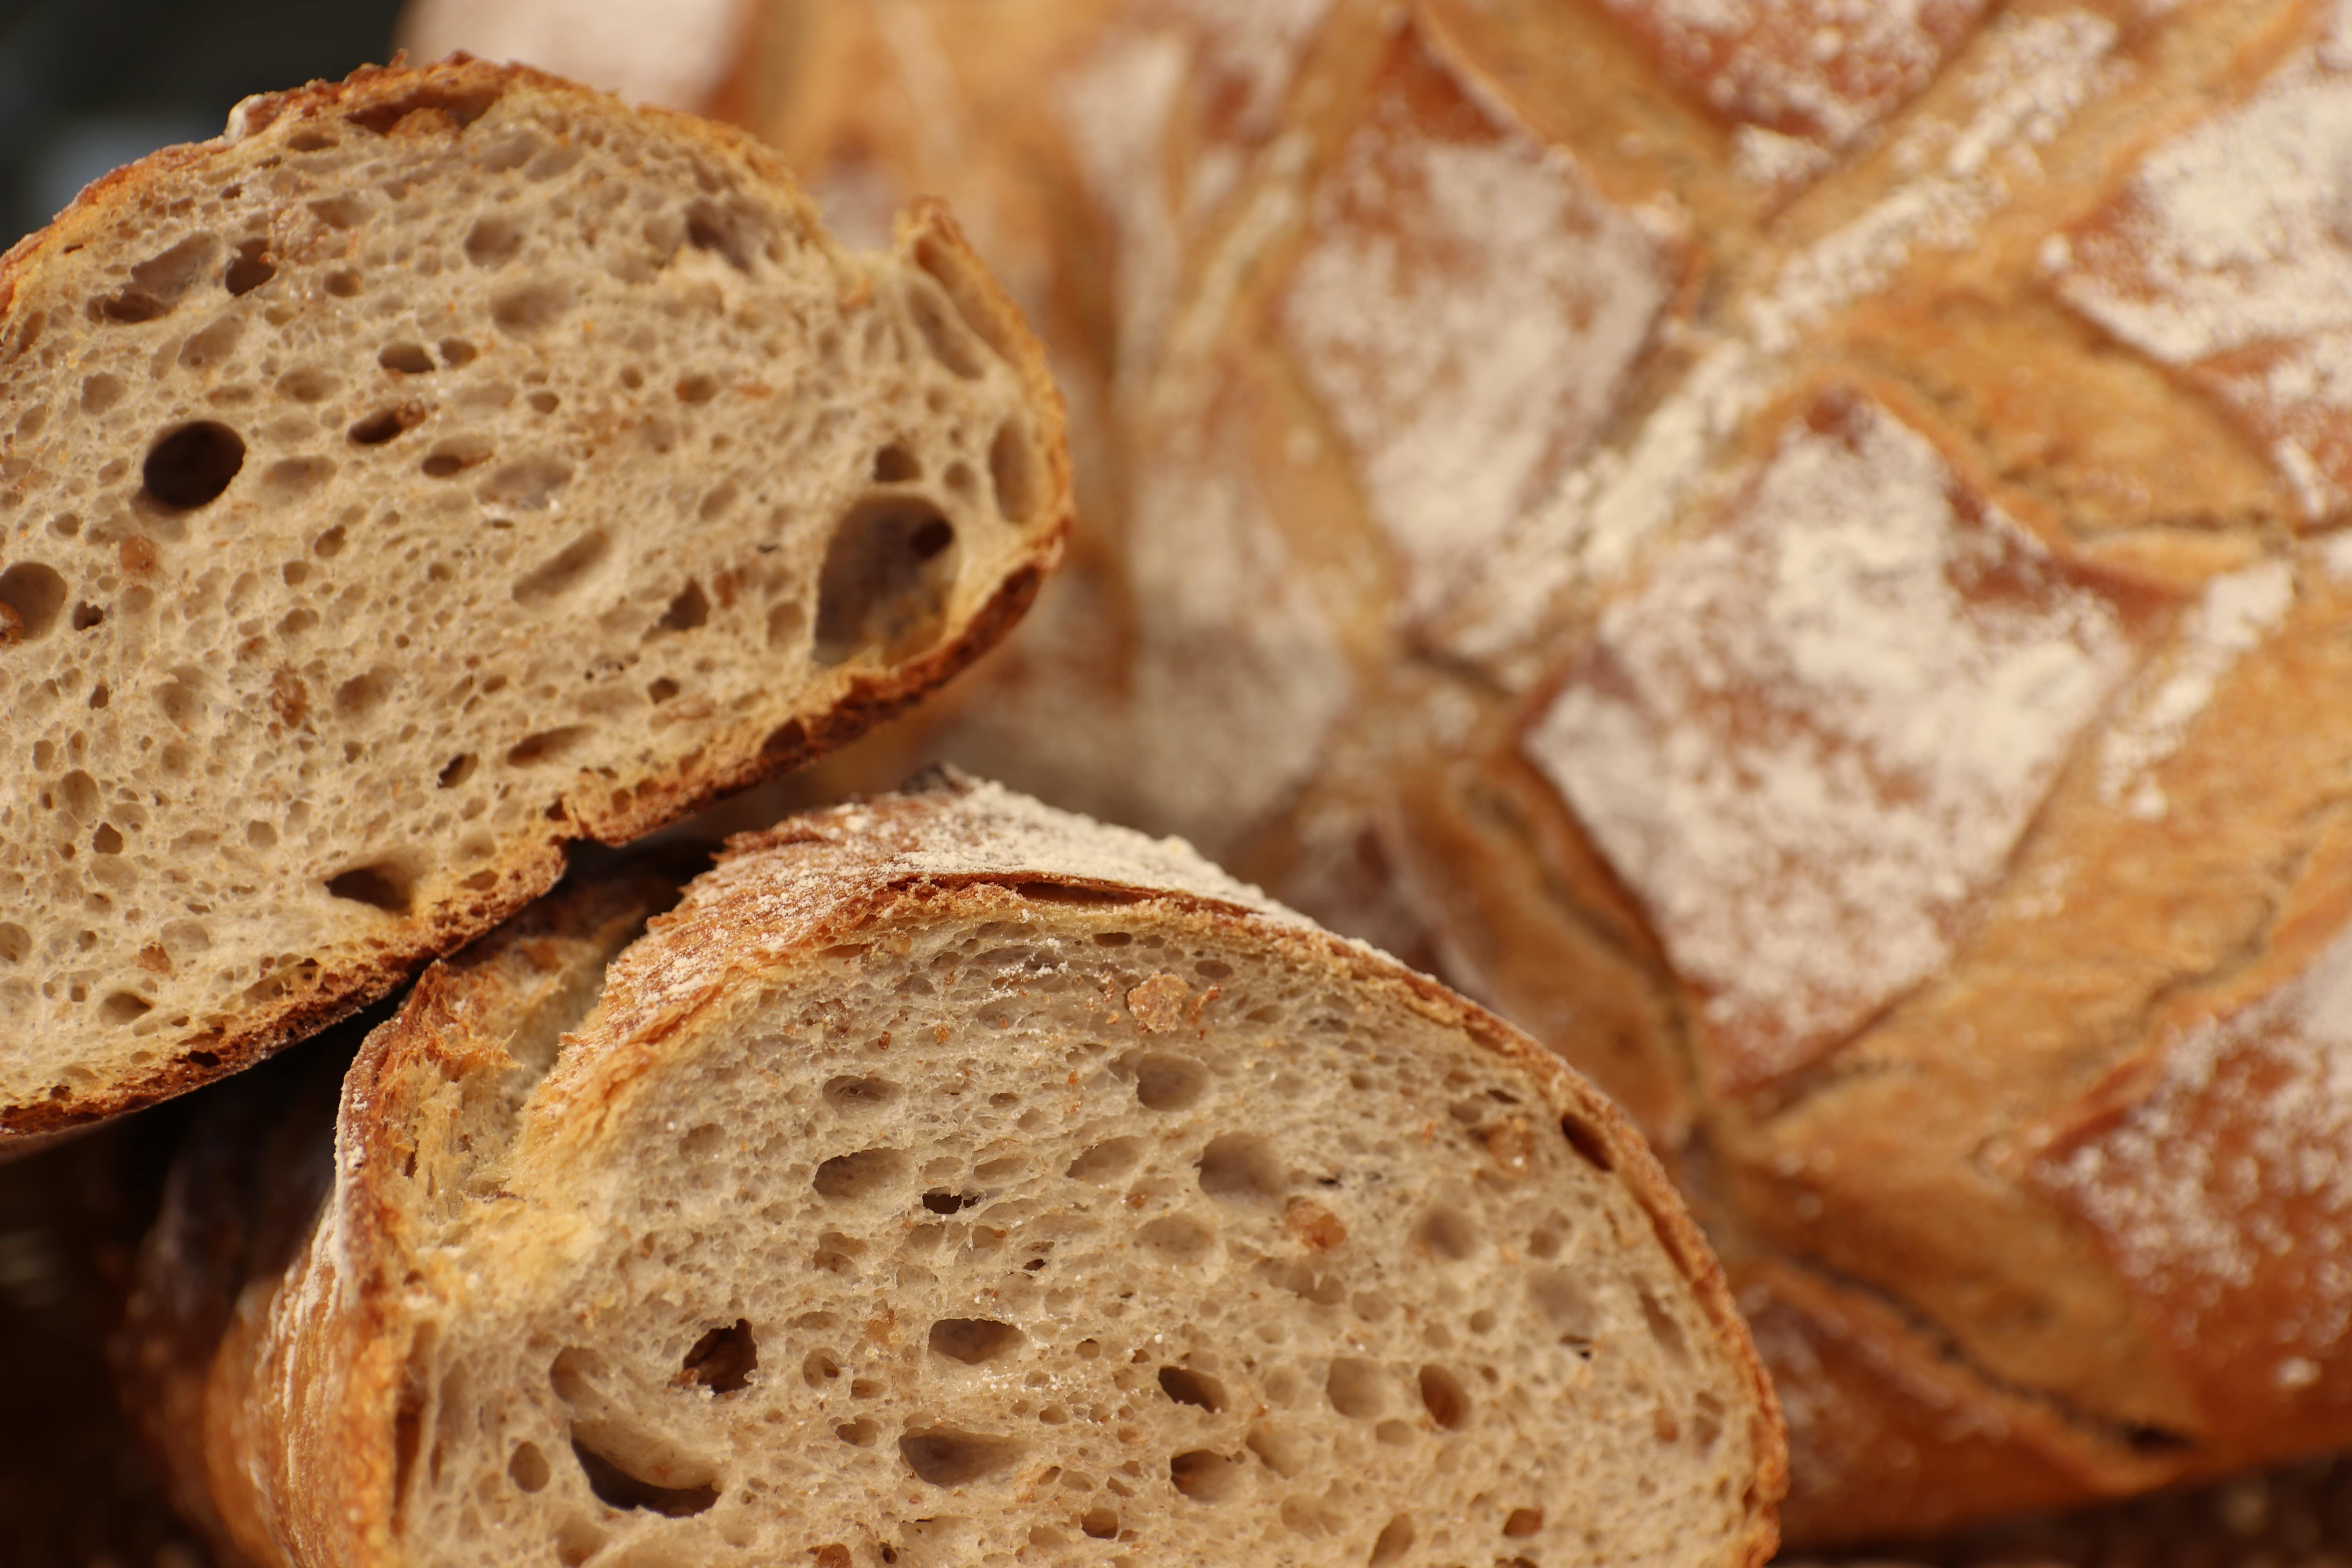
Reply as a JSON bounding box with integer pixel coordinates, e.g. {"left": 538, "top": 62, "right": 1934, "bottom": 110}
{"left": 0, "top": 58, "right": 1069, "bottom": 1138}
{"left": 118, "top": 772, "right": 1783, "bottom": 1568}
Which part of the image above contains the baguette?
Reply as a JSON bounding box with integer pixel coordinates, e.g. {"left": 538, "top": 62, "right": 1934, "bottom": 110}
{"left": 118, "top": 772, "right": 1783, "bottom": 1568}
{"left": 0, "top": 57, "right": 1070, "bottom": 1140}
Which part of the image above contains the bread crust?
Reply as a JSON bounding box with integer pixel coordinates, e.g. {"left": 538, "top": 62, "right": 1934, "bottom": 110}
{"left": 129, "top": 773, "right": 1784, "bottom": 1568}
{"left": 0, "top": 57, "right": 1071, "bottom": 1145}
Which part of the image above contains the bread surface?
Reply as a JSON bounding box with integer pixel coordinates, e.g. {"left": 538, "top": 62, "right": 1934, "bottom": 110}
{"left": 700, "top": 0, "right": 2352, "bottom": 1541}
{"left": 120, "top": 773, "right": 1783, "bottom": 1568}
{"left": 0, "top": 57, "right": 1069, "bottom": 1139}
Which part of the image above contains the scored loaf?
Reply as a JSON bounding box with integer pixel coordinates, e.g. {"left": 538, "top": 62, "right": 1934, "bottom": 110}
{"left": 116, "top": 772, "right": 1784, "bottom": 1568}
{"left": 0, "top": 57, "right": 1069, "bottom": 1139}
{"left": 682, "top": 0, "right": 2352, "bottom": 1541}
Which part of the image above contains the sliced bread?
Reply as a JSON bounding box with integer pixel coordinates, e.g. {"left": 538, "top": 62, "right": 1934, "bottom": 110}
{"left": 118, "top": 772, "right": 1783, "bottom": 1568}
{"left": 0, "top": 58, "right": 1069, "bottom": 1138}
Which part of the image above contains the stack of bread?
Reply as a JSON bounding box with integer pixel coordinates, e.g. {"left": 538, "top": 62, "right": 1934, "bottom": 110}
{"left": 442, "top": 0, "right": 2352, "bottom": 1551}
{"left": 0, "top": 49, "right": 1788, "bottom": 1568}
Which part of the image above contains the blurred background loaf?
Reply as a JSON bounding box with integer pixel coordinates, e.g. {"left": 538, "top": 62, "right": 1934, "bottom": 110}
{"left": 419, "top": 0, "right": 2352, "bottom": 1547}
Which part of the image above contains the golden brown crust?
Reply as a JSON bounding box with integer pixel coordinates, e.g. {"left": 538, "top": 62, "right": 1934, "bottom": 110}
{"left": 138, "top": 775, "right": 1782, "bottom": 1568}
{"left": 0, "top": 58, "right": 1071, "bottom": 1144}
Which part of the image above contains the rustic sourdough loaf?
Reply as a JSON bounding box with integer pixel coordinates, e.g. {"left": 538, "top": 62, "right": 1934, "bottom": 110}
{"left": 575, "top": 0, "right": 2352, "bottom": 1541}
{"left": 0, "top": 57, "right": 1069, "bottom": 1139}
{"left": 117, "top": 773, "right": 1783, "bottom": 1568}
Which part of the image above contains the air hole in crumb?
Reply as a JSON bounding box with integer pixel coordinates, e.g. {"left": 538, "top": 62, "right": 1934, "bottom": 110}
{"left": 421, "top": 439, "right": 492, "bottom": 477}
{"left": 288, "top": 129, "right": 336, "bottom": 152}
{"left": 907, "top": 282, "right": 984, "bottom": 378}
{"left": 675, "top": 372, "right": 718, "bottom": 403}
{"left": 684, "top": 201, "right": 754, "bottom": 270}
{"left": 325, "top": 270, "right": 362, "bottom": 298}
{"left": 465, "top": 216, "right": 524, "bottom": 267}
{"left": 682, "top": 1320, "right": 757, "bottom": 1393}
{"left": 801, "top": 1350, "right": 842, "bottom": 1387}
{"left": 506, "top": 726, "right": 590, "bottom": 766}
{"left": 346, "top": 404, "right": 426, "bottom": 446}
{"left": 1419, "top": 1365, "right": 1468, "bottom": 1429}
{"left": 656, "top": 581, "right": 709, "bottom": 633}
{"left": 1640, "top": 1291, "right": 1690, "bottom": 1365}
{"left": 93, "top": 823, "right": 123, "bottom": 854}
{"left": 824, "top": 1074, "right": 897, "bottom": 1109}
{"left": 1094, "top": 931, "right": 1133, "bottom": 946}
{"left": 1326, "top": 1359, "right": 1387, "bottom": 1420}
{"left": 812, "top": 497, "right": 958, "bottom": 666}
{"left": 492, "top": 281, "right": 568, "bottom": 335}
{"left": 142, "top": 422, "right": 245, "bottom": 508}
{"left": 837, "top": 1417, "right": 879, "bottom": 1446}
{"left": 379, "top": 341, "right": 433, "bottom": 374}
{"left": 1138, "top": 1215, "right": 1214, "bottom": 1264}
{"left": 508, "top": 1442, "right": 551, "bottom": 1492}
{"left": 512, "top": 531, "right": 610, "bottom": 603}
{"left": 225, "top": 239, "right": 277, "bottom": 295}
{"left": 527, "top": 389, "right": 558, "bottom": 414}
{"left": 929, "top": 1319, "right": 1024, "bottom": 1366}
{"left": 1169, "top": 1450, "right": 1241, "bottom": 1504}
{"left": 1158, "top": 1366, "right": 1225, "bottom": 1412}
{"left": 647, "top": 677, "right": 680, "bottom": 704}
{"left": 989, "top": 421, "right": 1042, "bottom": 522}
{"left": 1504, "top": 1507, "right": 1543, "bottom": 1537}
{"left": 1369, "top": 1514, "right": 1415, "bottom": 1565}
{"left": 1198, "top": 1134, "right": 1286, "bottom": 1203}
{"left": 0, "top": 563, "right": 67, "bottom": 644}
{"left": 327, "top": 861, "right": 412, "bottom": 915}
{"left": 1561, "top": 1116, "right": 1613, "bottom": 1172}
{"left": 873, "top": 443, "right": 920, "bottom": 483}
{"left": 1417, "top": 1205, "right": 1479, "bottom": 1262}
{"left": 1065, "top": 1136, "right": 1142, "bottom": 1181}
{"left": 813, "top": 1148, "right": 906, "bottom": 1201}
{"left": 440, "top": 338, "right": 479, "bottom": 366}
{"left": 1532, "top": 1270, "right": 1600, "bottom": 1348}
{"left": 766, "top": 598, "right": 806, "bottom": 651}
{"left": 100, "top": 991, "right": 152, "bottom": 1024}
{"left": 899, "top": 1429, "right": 1019, "bottom": 1488}
{"left": 1133, "top": 1053, "right": 1208, "bottom": 1112}
{"left": 922, "top": 1189, "right": 981, "bottom": 1215}
{"left": 438, "top": 753, "right": 477, "bottom": 789}
{"left": 1081, "top": 1508, "right": 1119, "bottom": 1539}
{"left": 569, "top": 1437, "right": 717, "bottom": 1517}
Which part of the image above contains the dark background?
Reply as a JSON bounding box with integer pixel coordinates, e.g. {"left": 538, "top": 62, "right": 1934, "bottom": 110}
{"left": 0, "top": 0, "right": 405, "bottom": 247}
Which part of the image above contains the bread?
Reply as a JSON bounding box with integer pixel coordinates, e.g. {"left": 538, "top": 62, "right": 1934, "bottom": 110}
{"left": 116, "top": 771, "right": 1783, "bottom": 1568}
{"left": 686, "top": 0, "right": 2352, "bottom": 1542}
{"left": 0, "top": 57, "right": 1070, "bottom": 1142}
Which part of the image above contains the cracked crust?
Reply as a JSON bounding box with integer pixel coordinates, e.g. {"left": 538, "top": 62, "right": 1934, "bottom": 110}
{"left": 0, "top": 56, "right": 1070, "bottom": 1143}
{"left": 120, "top": 774, "right": 1784, "bottom": 1568}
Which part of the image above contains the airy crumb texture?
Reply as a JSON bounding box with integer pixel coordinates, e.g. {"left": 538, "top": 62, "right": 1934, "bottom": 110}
{"left": 133, "top": 777, "right": 1782, "bottom": 1568}
{"left": 0, "top": 60, "right": 1069, "bottom": 1135}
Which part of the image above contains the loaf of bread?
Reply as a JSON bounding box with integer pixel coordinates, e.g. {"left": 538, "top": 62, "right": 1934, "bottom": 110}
{"left": 0, "top": 57, "right": 1069, "bottom": 1143}
{"left": 675, "top": 0, "right": 2352, "bottom": 1543}
{"left": 116, "top": 772, "right": 1783, "bottom": 1568}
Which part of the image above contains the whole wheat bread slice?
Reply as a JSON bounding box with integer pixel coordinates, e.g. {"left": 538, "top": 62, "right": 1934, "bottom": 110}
{"left": 0, "top": 58, "right": 1069, "bottom": 1139}
{"left": 117, "top": 772, "right": 1784, "bottom": 1568}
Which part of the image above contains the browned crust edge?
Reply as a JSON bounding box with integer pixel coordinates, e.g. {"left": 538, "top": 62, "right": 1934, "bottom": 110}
{"left": 0, "top": 58, "right": 1072, "bottom": 1144}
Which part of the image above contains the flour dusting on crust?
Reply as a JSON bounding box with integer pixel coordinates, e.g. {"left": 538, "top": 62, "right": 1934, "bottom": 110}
{"left": 1280, "top": 32, "right": 1677, "bottom": 618}
{"left": 1602, "top": 0, "right": 1991, "bottom": 158}
{"left": 1443, "top": 9, "right": 2120, "bottom": 670}
{"left": 1524, "top": 396, "right": 2137, "bottom": 1085}
{"left": 2036, "top": 918, "right": 2352, "bottom": 1393}
{"left": 2047, "top": 2, "right": 2352, "bottom": 518}
{"left": 2096, "top": 561, "right": 2294, "bottom": 820}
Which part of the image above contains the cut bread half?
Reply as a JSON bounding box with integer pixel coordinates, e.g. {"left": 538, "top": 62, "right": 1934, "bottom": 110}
{"left": 0, "top": 58, "right": 1069, "bottom": 1138}
{"left": 118, "top": 772, "right": 1783, "bottom": 1568}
